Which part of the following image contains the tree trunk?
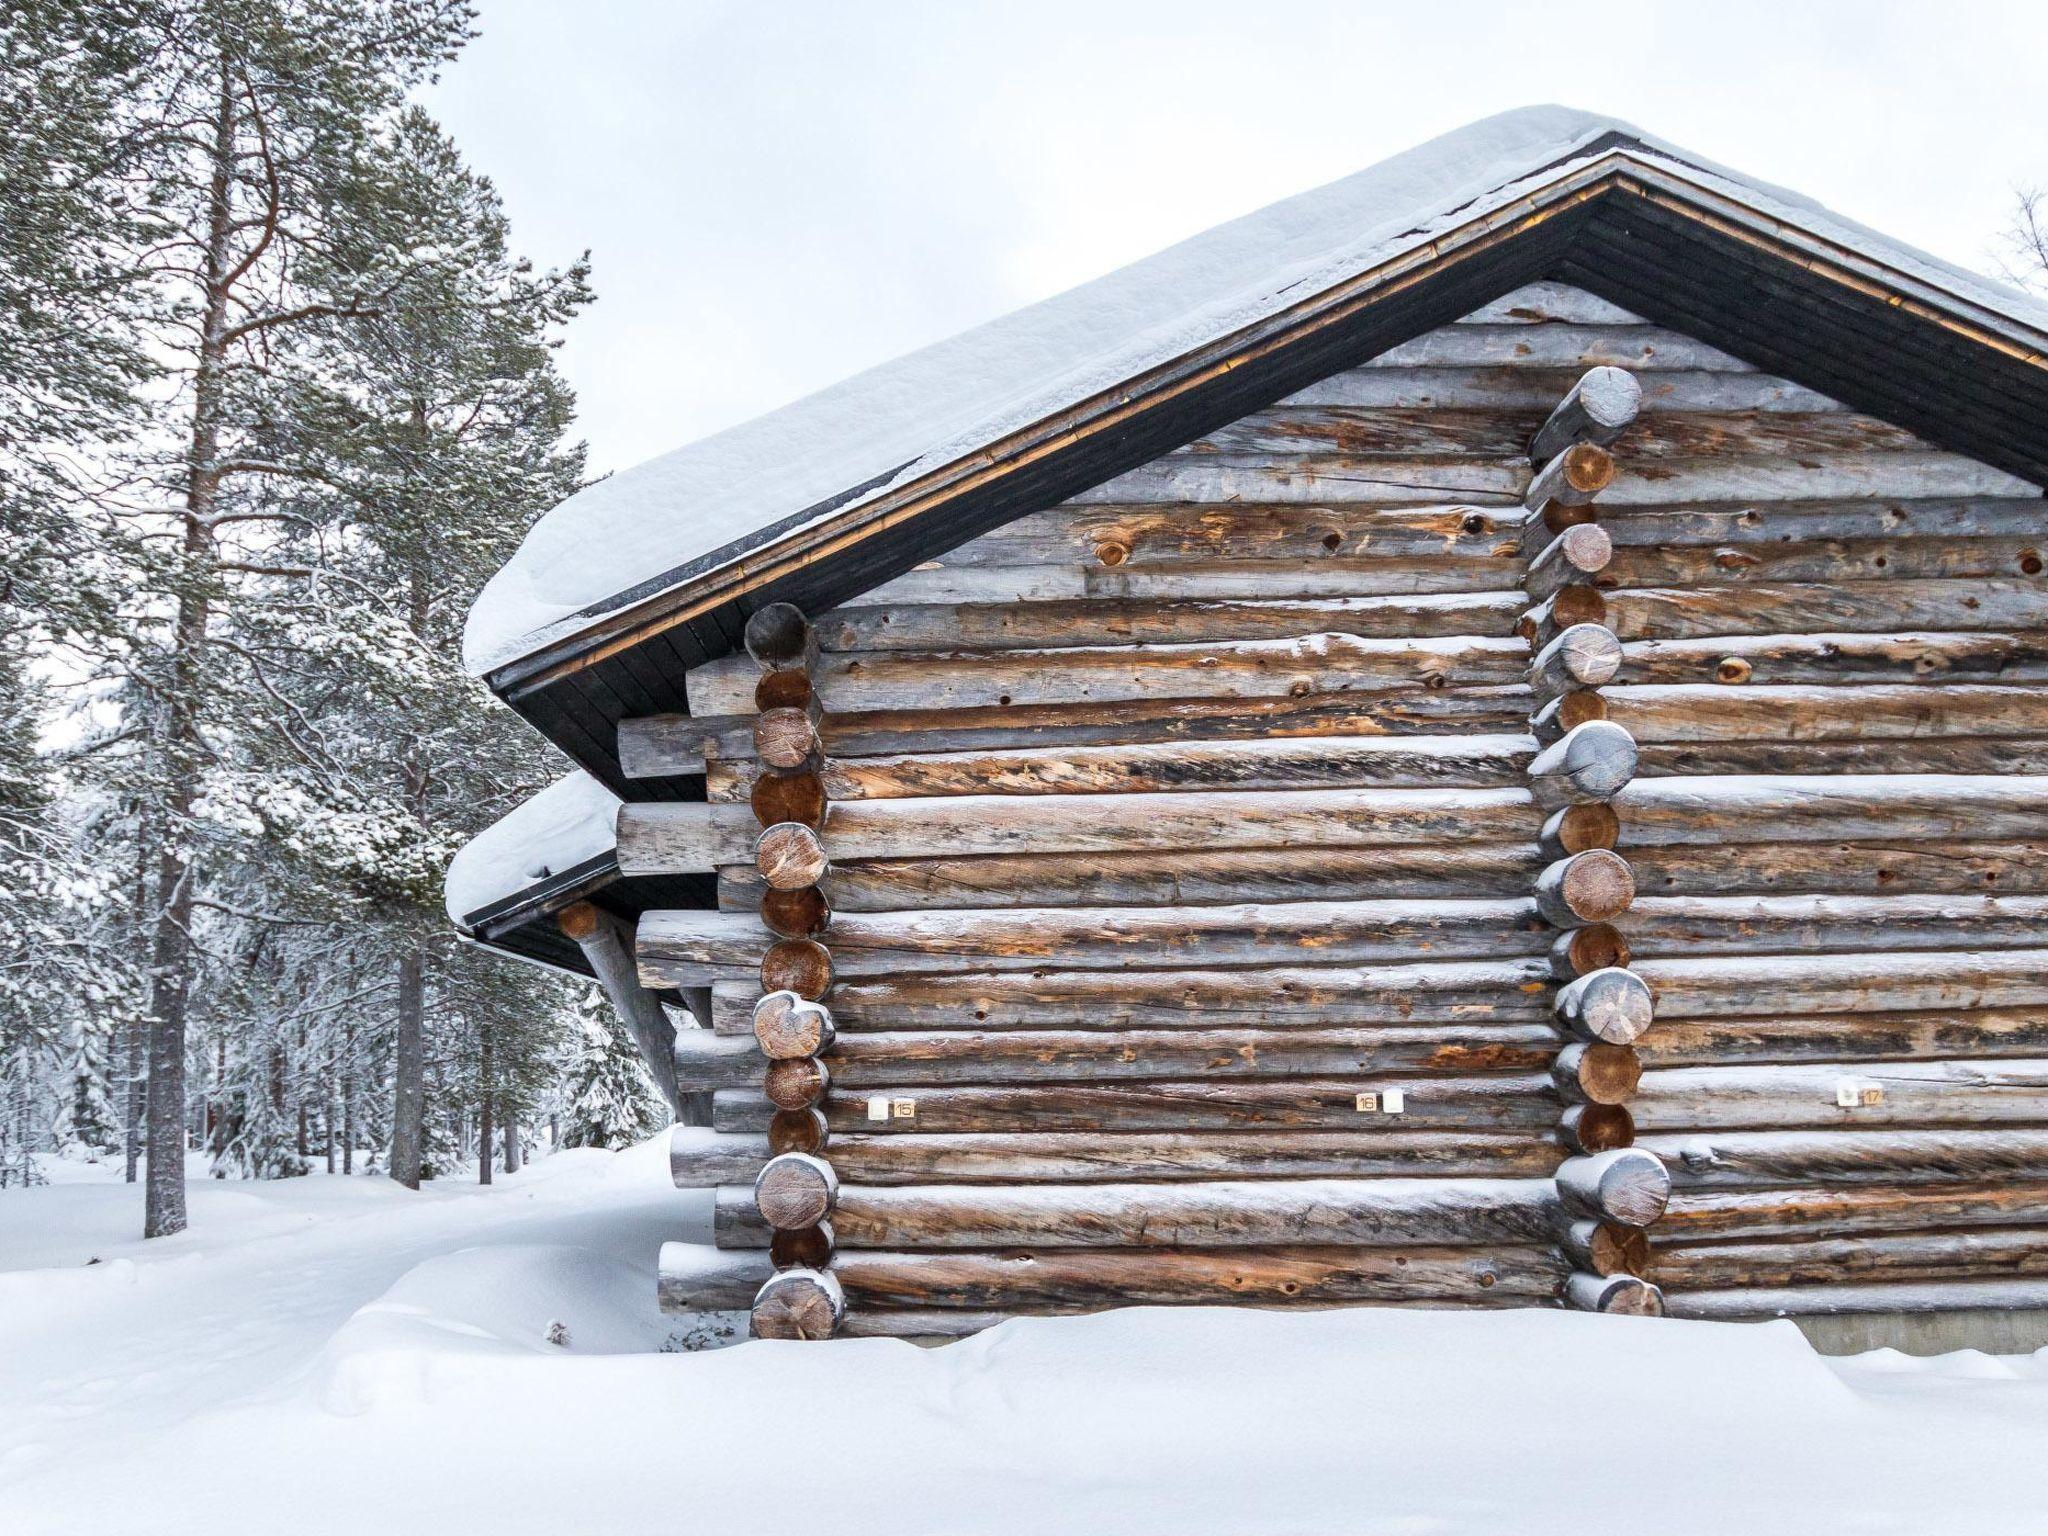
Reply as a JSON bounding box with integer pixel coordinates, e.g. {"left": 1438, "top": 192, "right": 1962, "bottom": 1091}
{"left": 503, "top": 1118, "right": 520, "bottom": 1174}
{"left": 340, "top": 1018, "right": 355, "bottom": 1175}
{"left": 124, "top": 803, "right": 154, "bottom": 1185}
{"left": 477, "top": 1023, "right": 494, "bottom": 1187}
{"left": 389, "top": 947, "right": 424, "bottom": 1188}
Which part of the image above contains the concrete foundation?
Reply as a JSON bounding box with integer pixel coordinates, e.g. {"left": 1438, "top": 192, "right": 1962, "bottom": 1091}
{"left": 1790, "top": 1307, "right": 2048, "bottom": 1357}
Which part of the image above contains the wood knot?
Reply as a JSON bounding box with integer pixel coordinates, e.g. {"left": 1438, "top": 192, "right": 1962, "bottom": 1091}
{"left": 1094, "top": 539, "right": 1130, "bottom": 567}
{"left": 1715, "top": 656, "right": 1753, "bottom": 685}
{"left": 2022, "top": 551, "right": 2043, "bottom": 576}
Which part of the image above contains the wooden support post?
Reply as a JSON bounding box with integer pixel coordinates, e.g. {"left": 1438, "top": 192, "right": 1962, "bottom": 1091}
{"left": 556, "top": 902, "right": 705, "bottom": 1125}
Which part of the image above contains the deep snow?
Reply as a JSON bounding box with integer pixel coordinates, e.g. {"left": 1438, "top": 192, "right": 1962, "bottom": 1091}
{"left": 3, "top": 1139, "right": 2045, "bottom": 1536}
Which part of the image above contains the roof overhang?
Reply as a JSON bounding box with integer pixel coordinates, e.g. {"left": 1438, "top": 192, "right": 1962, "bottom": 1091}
{"left": 478, "top": 140, "right": 2048, "bottom": 802}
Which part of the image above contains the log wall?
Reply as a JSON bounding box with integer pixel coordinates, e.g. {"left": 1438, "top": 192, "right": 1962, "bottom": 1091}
{"left": 633, "top": 281, "right": 2048, "bottom": 1336}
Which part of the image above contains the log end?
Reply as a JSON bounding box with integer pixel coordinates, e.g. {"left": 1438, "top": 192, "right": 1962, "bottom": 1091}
{"left": 751, "top": 1267, "right": 846, "bottom": 1340}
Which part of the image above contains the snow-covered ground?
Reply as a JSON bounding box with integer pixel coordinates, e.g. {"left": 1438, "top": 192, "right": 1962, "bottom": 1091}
{"left": 2, "top": 1140, "right": 2044, "bottom": 1536}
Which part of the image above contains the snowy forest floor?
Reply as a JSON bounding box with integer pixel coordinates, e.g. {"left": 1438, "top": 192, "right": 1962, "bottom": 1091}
{"left": 3, "top": 1141, "right": 2045, "bottom": 1536}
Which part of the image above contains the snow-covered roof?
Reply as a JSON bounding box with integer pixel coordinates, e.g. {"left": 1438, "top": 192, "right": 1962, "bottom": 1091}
{"left": 444, "top": 772, "right": 619, "bottom": 929}
{"left": 462, "top": 104, "right": 2048, "bottom": 678}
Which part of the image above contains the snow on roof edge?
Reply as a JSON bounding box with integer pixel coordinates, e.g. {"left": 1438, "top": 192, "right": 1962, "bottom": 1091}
{"left": 443, "top": 771, "right": 621, "bottom": 930}
{"left": 463, "top": 105, "right": 2048, "bottom": 678}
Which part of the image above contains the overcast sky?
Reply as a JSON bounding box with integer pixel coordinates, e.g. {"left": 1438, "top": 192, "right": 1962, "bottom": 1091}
{"left": 425, "top": 1, "right": 2048, "bottom": 480}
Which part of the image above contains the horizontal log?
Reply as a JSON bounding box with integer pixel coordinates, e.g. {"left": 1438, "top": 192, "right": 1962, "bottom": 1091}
{"left": 1517, "top": 586, "right": 1608, "bottom": 649}
{"left": 1653, "top": 1228, "right": 2048, "bottom": 1291}
{"left": 1632, "top": 949, "right": 2048, "bottom": 1019}
{"left": 817, "top": 1129, "right": 1562, "bottom": 1184}
{"left": 1364, "top": 323, "right": 1748, "bottom": 372}
{"left": 755, "top": 821, "right": 828, "bottom": 889}
{"left": 1603, "top": 577, "right": 2048, "bottom": 642}
{"left": 671, "top": 1030, "right": 765, "bottom": 1092}
{"left": 1640, "top": 1007, "right": 2048, "bottom": 1068}
{"left": 816, "top": 1025, "right": 1562, "bottom": 1086}
{"left": 1602, "top": 534, "right": 2048, "bottom": 588}
{"left": 1528, "top": 690, "right": 1607, "bottom": 746}
{"left": 1601, "top": 685, "right": 2048, "bottom": 744}
{"left": 1641, "top": 1128, "right": 2048, "bottom": 1188}
{"left": 1636, "top": 739, "right": 2048, "bottom": 778}
{"left": 758, "top": 1177, "right": 1566, "bottom": 1249}
{"left": 1632, "top": 1058, "right": 2048, "bottom": 1131}
{"left": 1559, "top": 1103, "right": 1634, "bottom": 1154}
{"left": 1530, "top": 366, "right": 1642, "bottom": 461}
{"left": 1553, "top": 1042, "right": 1643, "bottom": 1105}
{"left": 718, "top": 841, "right": 1545, "bottom": 912}
{"left": 1564, "top": 1272, "right": 1664, "bottom": 1314}
{"left": 1664, "top": 1277, "right": 2048, "bottom": 1318}
{"left": 686, "top": 635, "right": 1531, "bottom": 717}
{"left": 1614, "top": 774, "right": 2048, "bottom": 845}
{"left": 1623, "top": 893, "right": 2048, "bottom": 957}
{"left": 1617, "top": 632, "right": 2048, "bottom": 689}
{"left": 657, "top": 1242, "right": 771, "bottom": 1311}
{"left": 1660, "top": 1181, "right": 2048, "bottom": 1242}
{"left": 753, "top": 992, "right": 835, "bottom": 1059}
{"left": 1285, "top": 364, "right": 1841, "bottom": 414}
{"left": 722, "top": 733, "right": 1538, "bottom": 801}
{"left": 817, "top": 1244, "right": 1569, "bottom": 1308}
{"left": 1562, "top": 1220, "right": 1652, "bottom": 1277}
{"left": 1549, "top": 924, "right": 1631, "bottom": 978}
{"left": 622, "top": 786, "right": 1542, "bottom": 873}
{"left": 637, "top": 898, "right": 1550, "bottom": 984}
{"left": 1624, "top": 839, "right": 2048, "bottom": 897}
{"left": 715, "top": 1073, "right": 1560, "bottom": 1135}
{"left": 669, "top": 1127, "right": 773, "bottom": 1188}
{"left": 1581, "top": 497, "right": 2048, "bottom": 553}
{"left": 714, "top": 957, "right": 1557, "bottom": 1031}
{"left": 863, "top": 553, "right": 1521, "bottom": 606}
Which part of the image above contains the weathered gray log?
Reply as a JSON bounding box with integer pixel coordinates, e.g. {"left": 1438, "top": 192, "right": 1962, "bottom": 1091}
{"left": 1664, "top": 1278, "right": 2048, "bottom": 1319}
{"left": 743, "top": 602, "right": 814, "bottom": 670}
{"left": 1287, "top": 362, "right": 1835, "bottom": 413}
{"left": 1534, "top": 850, "right": 1636, "bottom": 928}
{"left": 1528, "top": 721, "right": 1638, "bottom": 809}
{"left": 670, "top": 1029, "right": 767, "bottom": 1091}
{"left": 1631, "top": 1058, "right": 2048, "bottom": 1131}
{"left": 1601, "top": 577, "right": 2048, "bottom": 643}
{"left": 1556, "top": 1147, "right": 1672, "bottom": 1226}
{"left": 1530, "top": 365, "right": 1642, "bottom": 461}
{"left": 1621, "top": 892, "right": 2048, "bottom": 957}
{"left": 1614, "top": 774, "right": 2048, "bottom": 846}
{"left": 670, "top": 1126, "right": 771, "bottom": 1187}
{"left": 1619, "top": 631, "right": 2048, "bottom": 689}
{"left": 1529, "top": 623, "right": 1623, "bottom": 700}
{"left": 755, "top": 821, "right": 829, "bottom": 889}
{"left": 750, "top": 1267, "right": 844, "bottom": 1339}
{"left": 637, "top": 898, "right": 1550, "bottom": 984}
{"left": 1640, "top": 1006, "right": 2048, "bottom": 1070}
{"left": 1601, "top": 534, "right": 2048, "bottom": 589}
{"left": 1631, "top": 948, "right": 2048, "bottom": 1019}
{"left": 1554, "top": 967, "right": 1655, "bottom": 1045}
{"left": 760, "top": 936, "right": 832, "bottom": 1000}
{"left": 657, "top": 1241, "right": 772, "bottom": 1312}
{"left": 747, "top": 1177, "right": 1566, "bottom": 1249}
{"left": 1525, "top": 525, "right": 1614, "bottom": 603}
{"left": 1524, "top": 442, "right": 1616, "bottom": 515}
{"left": 1623, "top": 840, "right": 2048, "bottom": 898}
{"left": 1660, "top": 1181, "right": 2048, "bottom": 1241}
{"left": 1562, "top": 1220, "right": 1652, "bottom": 1277}
{"left": 1553, "top": 1042, "right": 1643, "bottom": 1105}
{"left": 718, "top": 841, "right": 1547, "bottom": 913}
{"left": 556, "top": 903, "right": 695, "bottom": 1124}
{"left": 1658, "top": 1224, "right": 2048, "bottom": 1286}
{"left": 714, "top": 957, "right": 1559, "bottom": 1032}
{"left": 752, "top": 991, "right": 835, "bottom": 1059}
{"left": 753, "top": 1151, "right": 839, "bottom": 1231}
{"left": 1564, "top": 1272, "right": 1665, "bottom": 1315}
{"left": 715, "top": 1073, "right": 1560, "bottom": 1135}
{"left": 1641, "top": 1128, "right": 2048, "bottom": 1189}
{"left": 1602, "top": 685, "right": 2048, "bottom": 745}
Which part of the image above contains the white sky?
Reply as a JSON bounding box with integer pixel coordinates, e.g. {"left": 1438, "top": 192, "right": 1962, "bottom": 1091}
{"left": 425, "top": 0, "right": 2048, "bottom": 480}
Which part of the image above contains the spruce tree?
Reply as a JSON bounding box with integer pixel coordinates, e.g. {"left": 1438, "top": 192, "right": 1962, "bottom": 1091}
{"left": 557, "top": 989, "right": 666, "bottom": 1150}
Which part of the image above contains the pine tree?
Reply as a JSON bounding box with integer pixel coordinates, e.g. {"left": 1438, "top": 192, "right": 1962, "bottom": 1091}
{"left": 556, "top": 989, "right": 665, "bottom": 1150}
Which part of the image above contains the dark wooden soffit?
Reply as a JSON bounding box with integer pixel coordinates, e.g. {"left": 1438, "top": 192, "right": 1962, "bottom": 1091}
{"left": 484, "top": 153, "right": 2048, "bottom": 802}
{"left": 457, "top": 855, "right": 713, "bottom": 981}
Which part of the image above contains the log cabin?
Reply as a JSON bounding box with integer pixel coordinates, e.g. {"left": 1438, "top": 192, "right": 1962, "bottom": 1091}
{"left": 444, "top": 106, "right": 2048, "bottom": 1353}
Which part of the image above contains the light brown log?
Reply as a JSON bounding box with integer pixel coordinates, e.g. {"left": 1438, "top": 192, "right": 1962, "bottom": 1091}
{"left": 1553, "top": 1042, "right": 1643, "bottom": 1105}
{"left": 1549, "top": 924, "right": 1632, "bottom": 978}
{"left": 1624, "top": 840, "right": 2048, "bottom": 897}
{"left": 1641, "top": 1128, "right": 2048, "bottom": 1189}
{"left": 752, "top": 991, "right": 835, "bottom": 1059}
{"left": 1556, "top": 1147, "right": 1672, "bottom": 1226}
{"left": 783, "top": 1177, "right": 1566, "bottom": 1250}
{"left": 754, "top": 668, "right": 812, "bottom": 711}
{"left": 768, "top": 1107, "right": 830, "bottom": 1155}
{"left": 1527, "top": 721, "right": 1638, "bottom": 809}
{"left": 1518, "top": 586, "right": 1608, "bottom": 648}
{"left": 1659, "top": 1181, "right": 2048, "bottom": 1241}
{"left": 754, "top": 821, "right": 828, "bottom": 889}
{"left": 750, "top": 1267, "right": 843, "bottom": 1339}
{"left": 749, "top": 767, "right": 824, "bottom": 829}
{"left": 763, "top": 1056, "right": 829, "bottom": 1111}
{"left": 1525, "top": 443, "right": 1615, "bottom": 514}
{"left": 719, "top": 841, "right": 1546, "bottom": 913}
{"left": 1565, "top": 1271, "right": 1665, "bottom": 1315}
{"left": 759, "top": 937, "right": 832, "bottom": 999}
{"left": 1601, "top": 685, "right": 2048, "bottom": 745}
{"left": 753, "top": 706, "right": 822, "bottom": 771}
{"left": 1555, "top": 967, "right": 1654, "bottom": 1045}
{"left": 1559, "top": 1103, "right": 1635, "bottom": 1154}
{"left": 1631, "top": 1058, "right": 2048, "bottom": 1131}
{"left": 1528, "top": 689, "right": 1608, "bottom": 745}
{"left": 1563, "top": 1220, "right": 1652, "bottom": 1277}
{"left": 716, "top": 957, "right": 1557, "bottom": 1032}
{"left": 824, "top": 1244, "right": 1567, "bottom": 1308}
{"left": 1529, "top": 365, "right": 1642, "bottom": 461}
{"left": 743, "top": 602, "right": 813, "bottom": 669}
{"left": 1529, "top": 623, "right": 1623, "bottom": 699}
{"left": 770, "top": 1222, "right": 835, "bottom": 1270}
{"left": 716, "top": 1074, "right": 1559, "bottom": 1135}
{"left": 1534, "top": 850, "right": 1635, "bottom": 928}
{"left": 1540, "top": 802, "right": 1620, "bottom": 858}
{"left": 1665, "top": 1278, "right": 2048, "bottom": 1319}
{"left": 1632, "top": 948, "right": 2048, "bottom": 1019}
{"left": 759, "top": 885, "right": 831, "bottom": 938}
{"left": 1526, "top": 524, "right": 1614, "bottom": 603}
{"left": 753, "top": 1151, "right": 838, "bottom": 1230}
{"left": 1635, "top": 739, "right": 2048, "bottom": 778}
